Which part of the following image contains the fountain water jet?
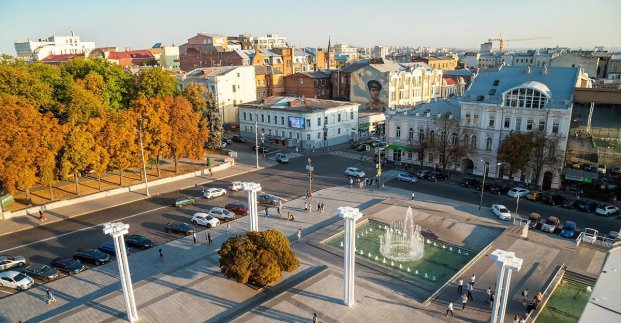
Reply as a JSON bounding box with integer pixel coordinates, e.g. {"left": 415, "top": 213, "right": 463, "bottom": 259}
{"left": 379, "top": 207, "right": 425, "bottom": 262}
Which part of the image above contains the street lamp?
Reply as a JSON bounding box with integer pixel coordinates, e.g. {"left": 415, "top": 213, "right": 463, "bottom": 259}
{"left": 376, "top": 146, "right": 384, "bottom": 189}
{"left": 479, "top": 161, "right": 502, "bottom": 210}
{"left": 254, "top": 110, "right": 259, "bottom": 169}
{"left": 138, "top": 119, "right": 150, "bottom": 197}
{"left": 306, "top": 158, "right": 314, "bottom": 195}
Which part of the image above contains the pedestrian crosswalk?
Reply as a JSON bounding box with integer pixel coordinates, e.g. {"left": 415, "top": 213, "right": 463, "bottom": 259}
{"left": 328, "top": 151, "right": 373, "bottom": 162}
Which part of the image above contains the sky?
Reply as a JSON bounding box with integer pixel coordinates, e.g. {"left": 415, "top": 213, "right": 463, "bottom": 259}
{"left": 1, "top": 0, "right": 620, "bottom": 55}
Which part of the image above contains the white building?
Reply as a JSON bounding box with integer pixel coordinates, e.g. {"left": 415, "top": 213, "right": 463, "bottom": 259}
{"left": 372, "top": 46, "right": 388, "bottom": 59}
{"left": 238, "top": 96, "right": 360, "bottom": 149}
{"left": 253, "top": 34, "right": 288, "bottom": 49}
{"left": 159, "top": 45, "right": 180, "bottom": 70}
{"left": 14, "top": 31, "right": 96, "bottom": 61}
{"left": 333, "top": 44, "right": 358, "bottom": 56}
{"left": 179, "top": 66, "right": 256, "bottom": 124}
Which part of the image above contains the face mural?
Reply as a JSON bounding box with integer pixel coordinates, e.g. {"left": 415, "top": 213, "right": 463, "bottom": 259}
{"left": 365, "top": 80, "right": 387, "bottom": 112}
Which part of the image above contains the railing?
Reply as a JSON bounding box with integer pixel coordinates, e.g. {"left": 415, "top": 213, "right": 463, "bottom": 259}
{"left": 512, "top": 216, "right": 531, "bottom": 227}
{"left": 576, "top": 231, "right": 615, "bottom": 249}
{"left": 526, "top": 264, "right": 566, "bottom": 322}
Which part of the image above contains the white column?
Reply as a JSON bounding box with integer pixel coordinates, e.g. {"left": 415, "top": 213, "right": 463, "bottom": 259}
{"left": 243, "top": 182, "right": 262, "bottom": 232}
{"left": 489, "top": 249, "right": 523, "bottom": 323}
{"left": 338, "top": 206, "right": 363, "bottom": 307}
{"left": 103, "top": 222, "right": 138, "bottom": 322}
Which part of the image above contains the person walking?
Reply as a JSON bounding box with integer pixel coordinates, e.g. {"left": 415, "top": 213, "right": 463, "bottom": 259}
{"left": 457, "top": 278, "right": 464, "bottom": 294}
{"left": 461, "top": 293, "right": 468, "bottom": 310}
{"left": 470, "top": 274, "right": 476, "bottom": 287}
{"left": 192, "top": 232, "right": 197, "bottom": 244}
{"left": 39, "top": 210, "right": 47, "bottom": 221}
{"left": 320, "top": 202, "right": 325, "bottom": 213}
{"left": 521, "top": 288, "right": 529, "bottom": 303}
{"left": 207, "top": 232, "right": 213, "bottom": 245}
{"left": 159, "top": 248, "right": 163, "bottom": 258}
{"left": 265, "top": 207, "right": 269, "bottom": 218}
{"left": 297, "top": 229, "right": 302, "bottom": 243}
{"left": 205, "top": 231, "right": 209, "bottom": 244}
{"left": 209, "top": 168, "right": 213, "bottom": 177}
{"left": 446, "top": 301, "right": 454, "bottom": 317}
{"left": 304, "top": 201, "right": 308, "bottom": 213}
{"left": 349, "top": 177, "right": 353, "bottom": 188}
{"left": 486, "top": 286, "right": 492, "bottom": 304}
{"left": 317, "top": 202, "right": 321, "bottom": 212}
{"left": 312, "top": 313, "right": 318, "bottom": 323}
{"left": 277, "top": 206, "right": 281, "bottom": 217}
{"left": 411, "top": 192, "right": 415, "bottom": 201}
{"left": 489, "top": 291, "right": 495, "bottom": 309}
{"left": 46, "top": 289, "right": 56, "bottom": 304}
{"left": 466, "top": 282, "right": 474, "bottom": 301}
{"left": 513, "top": 315, "right": 520, "bottom": 323}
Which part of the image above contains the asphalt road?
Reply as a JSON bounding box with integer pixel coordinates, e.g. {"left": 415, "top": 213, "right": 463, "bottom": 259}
{"left": 0, "top": 142, "right": 619, "bottom": 296}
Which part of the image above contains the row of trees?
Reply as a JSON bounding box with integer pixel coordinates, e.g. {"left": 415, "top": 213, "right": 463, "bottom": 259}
{"left": 497, "top": 131, "right": 563, "bottom": 184}
{"left": 0, "top": 58, "right": 222, "bottom": 204}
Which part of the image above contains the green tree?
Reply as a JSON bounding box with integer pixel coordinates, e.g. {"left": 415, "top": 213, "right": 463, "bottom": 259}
{"left": 0, "top": 61, "right": 56, "bottom": 113}
{"left": 182, "top": 83, "right": 207, "bottom": 113}
{"left": 497, "top": 132, "right": 533, "bottom": 180}
{"left": 134, "top": 68, "right": 179, "bottom": 99}
{"left": 205, "top": 92, "right": 222, "bottom": 150}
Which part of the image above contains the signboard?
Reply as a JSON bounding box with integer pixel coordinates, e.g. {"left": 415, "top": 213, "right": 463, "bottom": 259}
{"left": 305, "top": 165, "right": 314, "bottom": 172}
{"left": 288, "top": 116, "right": 305, "bottom": 129}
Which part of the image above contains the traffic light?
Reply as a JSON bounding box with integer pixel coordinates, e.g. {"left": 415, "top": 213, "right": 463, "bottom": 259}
{"left": 307, "top": 171, "right": 312, "bottom": 178}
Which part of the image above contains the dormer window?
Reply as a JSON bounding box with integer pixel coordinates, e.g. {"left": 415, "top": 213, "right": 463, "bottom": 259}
{"left": 502, "top": 83, "right": 550, "bottom": 109}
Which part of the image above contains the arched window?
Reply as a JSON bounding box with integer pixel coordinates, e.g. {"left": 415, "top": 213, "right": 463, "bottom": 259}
{"left": 430, "top": 130, "right": 435, "bottom": 144}
{"left": 464, "top": 134, "right": 470, "bottom": 147}
{"left": 441, "top": 132, "right": 447, "bottom": 144}
{"left": 451, "top": 133, "right": 458, "bottom": 145}
{"left": 408, "top": 128, "right": 414, "bottom": 140}
{"left": 502, "top": 85, "right": 549, "bottom": 109}
{"left": 396, "top": 126, "right": 401, "bottom": 138}
{"left": 486, "top": 137, "right": 493, "bottom": 151}
{"left": 471, "top": 135, "right": 477, "bottom": 148}
{"left": 419, "top": 129, "right": 425, "bottom": 141}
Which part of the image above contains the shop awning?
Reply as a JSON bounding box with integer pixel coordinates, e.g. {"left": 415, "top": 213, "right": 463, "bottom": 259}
{"left": 386, "top": 144, "right": 416, "bottom": 152}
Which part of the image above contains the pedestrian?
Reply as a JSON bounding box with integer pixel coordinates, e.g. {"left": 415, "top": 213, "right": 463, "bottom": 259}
{"left": 470, "top": 274, "right": 476, "bottom": 286}
{"left": 209, "top": 168, "right": 213, "bottom": 177}
{"left": 288, "top": 211, "right": 295, "bottom": 221}
{"left": 304, "top": 202, "right": 308, "bottom": 212}
{"left": 513, "top": 314, "right": 520, "bottom": 323}
{"left": 277, "top": 206, "right": 281, "bottom": 217}
{"left": 489, "top": 291, "right": 495, "bottom": 309}
{"left": 349, "top": 178, "right": 353, "bottom": 188}
{"left": 446, "top": 301, "right": 454, "bottom": 317}
{"left": 522, "top": 288, "right": 529, "bottom": 303}
{"left": 46, "top": 289, "right": 56, "bottom": 304}
{"left": 205, "top": 231, "right": 209, "bottom": 244}
{"left": 317, "top": 202, "right": 321, "bottom": 212}
{"left": 461, "top": 293, "right": 467, "bottom": 310}
{"left": 192, "top": 232, "right": 197, "bottom": 244}
{"left": 535, "top": 291, "right": 543, "bottom": 304}
{"left": 297, "top": 229, "right": 302, "bottom": 243}
{"left": 312, "top": 313, "right": 318, "bottom": 323}
{"left": 457, "top": 278, "right": 464, "bottom": 294}
{"left": 295, "top": 147, "right": 299, "bottom": 154}
{"left": 207, "top": 232, "right": 213, "bottom": 245}
{"left": 265, "top": 207, "right": 269, "bottom": 218}
{"left": 312, "top": 145, "right": 315, "bottom": 152}
{"left": 411, "top": 192, "right": 415, "bottom": 201}
{"left": 320, "top": 202, "right": 325, "bottom": 213}
{"left": 279, "top": 199, "right": 283, "bottom": 211}
{"left": 486, "top": 286, "right": 492, "bottom": 304}
{"left": 159, "top": 248, "right": 163, "bottom": 258}
{"left": 226, "top": 222, "right": 230, "bottom": 233}
{"left": 466, "top": 282, "right": 474, "bottom": 301}
{"left": 39, "top": 210, "right": 47, "bottom": 221}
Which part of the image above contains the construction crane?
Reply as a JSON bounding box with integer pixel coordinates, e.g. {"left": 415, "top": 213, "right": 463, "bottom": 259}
{"left": 488, "top": 34, "right": 551, "bottom": 52}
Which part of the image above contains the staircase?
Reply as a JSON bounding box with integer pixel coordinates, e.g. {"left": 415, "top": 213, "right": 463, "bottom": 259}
{"left": 563, "top": 270, "right": 597, "bottom": 286}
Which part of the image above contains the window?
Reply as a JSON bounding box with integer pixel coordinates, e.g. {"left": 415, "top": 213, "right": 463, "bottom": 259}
{"left": 538, "top": 120, "right": 545, "bottom": 131}
{"left": 488, "top": 115, "right": 495, "bottom": 128}
{"left": 317, "top": 132, "right": 321, "bottom": 139}
{"left": 338, "top": 114, "right": 342, "bottom": 122}
{"left": 473, "top": 115, "right": 479, "bottom": 124}
{"left": 296, "top": 133, "right": 300, "bottom": 139}
{"left": 527, "top": 119, "right": 533, "bottom": 131}
{"left": 489, "top": 89, "right": 496, "bottom": 96}
{"left": 430, "top": 131, "right": 435, "bottom": 144}
{"left": 451, "top": 133, "right": 458, "bottom": 145}
{"left": 244, "top": 126, "right": 248, "bottom": 132}
{"left": 306, "top": 119, "right": 311, "bottom": 127}
{"left": 486, "top": 137, "right": 492, "bottom": 151}
{"left": 300, "top": 79, "right": 304, "bottom": 84}
{"left": 408, "top": 151, "right": 413, "bottom": 159}
{"left": 471, "top": 135, "right": 477, "bottom": 148}
{"left": 232, "top": 85, "right": 236, "bottom": 92}
{"left": 493, "top": 80, "right": 500, "bottom": 86}
{"left": 408, "top": 128, "right": 414, "bottom": 140}
{"left": 428, "top": 153, "right": 433, "bottom": 162}
{"left": 504, "top": 117, "right": 510, "bottom": 128}
{"left": 337, "top": 128, "right": 341, "bottom": 134}
{"left": 249, "top": 114, "right": 253, "bottom": 121}
{"left": 552, "top": 121, "right": 559, "bottom": 134}
{"left": 289, "top": 132, "right": 292, "bottom": 138}
{"left": 324, "top": 116, "right": 328, "bottom": 125}
{"left": 261, "top": 114, "right": 265, "bottom": 123}
{"left": 502, "top": 87, "right": 549, "bottom": 109}
{"left": 350, "top": 111, "right": 354, "bottom": 119}
{"left": 267, "top": 115, "right": 271, "bottom": 123}
{"left": 243, "top": 112, "right": 247, "bottom": 121}
{"left": 419, "top": 129, "right": 425, "bottom": 141}
{"left": 274, "top": 116, "right": 278, "bottom": 124}
{"left": 307, "top": 134, "right": 311, "bottom": 140}
{"left": 515, "top": 118, "right": 521, "bottom": 131}
{"left": 268, "top": 129, "right": 272, "bottom": 135}
{"left": 396, "top": 126, "right": 401, "bottom": 138}
{"left": 317, "top": 118, "right": 321, "bottom": 126}
{"left": 465, "top": 114, "right": 471, "bottom": 124}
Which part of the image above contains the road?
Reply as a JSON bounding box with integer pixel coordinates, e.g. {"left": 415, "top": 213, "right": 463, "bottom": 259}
{"left": 0, "top": 142, "right": 619, "bottom": 296}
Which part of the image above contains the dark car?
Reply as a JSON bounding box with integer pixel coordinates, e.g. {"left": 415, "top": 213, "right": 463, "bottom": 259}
{"left": 223, "top": 137, "right": 233, "bottom": 145}
{"left": 427, "top": 172, "right": 448, "bottom": 182}
{"left": 355, "top": 144, "right": 370, "bottom": 151}
{"left": 253, "top": 145, "right": 270, "bottom": 153}
{"left": 172, "top": 197, "right": 195, "bottom": 208}
{"left": 541, "top": 194, "right": 565, "bottom": 206}
{"left": 225, "top": 202, "right": 249, "bottom": 216}
{"left": 461, "top": 178, "right": 481, "bottom": 189}
{"left": 22, "top": 264, "right": 59, "bottom": 281}
{"left": 125, "top": 234, "right": 154, "bottom": 250}
{"left": 98, "top": 242, "right": 130, "bottom": 256}
{"left": 232, "top": 135, "right": 247, "bottom": 143}
{"left": 528, "top": 213, "right": 543, "bottom": 230}
{"left": 576, "top": 200, "right": 597, "bottom": 213}
{"left": 562, "top": 199, "right": 580, "bottom": 209}
{"left": 73, "top": 249, "right": 111, "bottom": 266}
{"left": 50, "top": 257, "right": 86, "bottom": 274}
{"left": 486, "top": 184, "right": 510, "bottom": 195}
{"left": 257, "top": 193, "right": 279, "bottom": 206}
{"left": 164, "top": 222, "right": 195, "bottom": 236}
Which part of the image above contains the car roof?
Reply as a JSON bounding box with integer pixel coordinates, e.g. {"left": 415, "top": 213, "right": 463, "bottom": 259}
{"left": 0, "top": 271, "right": 20, "bottom": 277}
{"left": 564, "top": 220, "right": 576, "bottom": 226}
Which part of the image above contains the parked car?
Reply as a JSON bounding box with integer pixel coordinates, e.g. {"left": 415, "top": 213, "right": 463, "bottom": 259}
{"left": 560, "top": 221, "right": 577, "bottom": 238}
{"left": 191, "top": 212, "right": 220, "bottom": 228}
{"left": 428, "top": 172, "right": 448, "bottom": 181}
{"left": 355, "top": 144, "right": 370, "bottom": 152}
{"left": 203, "top": 188, "right": 226, "bottom": 199}
{"left": 225, "top": 202, "right": 249, "bottom": 216}
{"left": 562, "top": 199, "right": 580, "bottom": 209}
{"left": 164, "top": 222, "right": 195, "bottom": 236}
{"left": 253, "top": 145, "right": 270, "bottom": 153}
{"left": 526, "top": 191, "right": 543, "bottom": 201}
{"left": 610, "top": 166, "right": 621, "bottom": 175}
{"left": 461, "top": 177, "right": 481, "bottom": 189}
{"left": 596, "top": 164, "right": 607, "bottom": 174}
{"left": 576, "top": 200, "right": 597, "bottom": 213}
{"left": 232, "top": 135, "right": 247, "bottom": 143}
{"left": 228, "top": 181, "right": 244, "bottom": 191}
{"left": 257, "top": 193, "right": 279, "bottom": 206}
{"left": 0, "top": 255, "right": 26, "bottom": 271}
{"left": 173, "top": 197, "right": 195, "bottom": 208}
{"left": 21, "top": 264, "right": 59, "bottom": 281}
{"left": 73, "top": 249, "right": 110, "bottom": 265}
{"left": 596, "top": 179, "right": 618, "bottom": 190}
{"left": 491, "top": 204, "right": 512, "bottom": 221}
{"left": 541, "top": 194, "right": 565, "bottom": 206}
{"left": 595, "top": 204, "right": 620, "bottom": 216}
{"left": 124, "top": 235, "right": 153, "bottom": 250}
{"left": 98, "top": 242, "right": 130, "bottom": 256}
{"left": 415, "top": 170, "right": 433, "bottom": 180}
{"left": 0, "top": 271, "right": 34, "bottom": 291}
{"left": 582, "top": 228, "right": 599, "bottom": 243}
{"left": 208, "top": 207, "right": 236, "bottom": 221}
{"left": 541, "top": 216, "right": 561, "bottom": 233}
{"left": 275, "top": 153, "right": 289, "bottom": 163}
{"left": 223, "top": 137, "right": 233, "bottom": 145}
{"left": 607, "top": 231, "right": 619, "bottom": 240}
{"left": 507, "top": 187, "right": 530, "bottom": 198}
{"left": 50, "top": 257, "right": 85, "bottom": 275}
{"left": 486, "top": 184, "right": 510, "bottom": 195}
{"left": 528, "top": 213, "right": 543, "bottom": 230}
{"left": 345, "top": 167, "right": 366, "bottom": 178}
{"left": 396, "top": 172, "right": 418, "bottom": 183}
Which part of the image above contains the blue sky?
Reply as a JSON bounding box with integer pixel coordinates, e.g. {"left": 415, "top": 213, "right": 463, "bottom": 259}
{"left": 1, "top": 0, "right": 620, "bottom": 55}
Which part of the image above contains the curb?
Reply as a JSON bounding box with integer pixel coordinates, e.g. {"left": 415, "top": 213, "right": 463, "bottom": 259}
{"left": 0, "top": 166, "right": 261, "bottom": 238}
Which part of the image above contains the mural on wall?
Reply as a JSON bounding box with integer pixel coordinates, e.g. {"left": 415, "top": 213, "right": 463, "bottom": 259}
{"left": 364, "top": 80, "right": 387, "bottom": 112}
{"left": 350, "top": 66, "right": 389, "bottom": 113}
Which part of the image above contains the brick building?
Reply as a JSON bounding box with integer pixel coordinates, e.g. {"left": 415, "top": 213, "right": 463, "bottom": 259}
{"left": 284, "top": 72, "right": 331, "bottom": 99}
{"left": 107, "top": 50, "right": 155, "bottom": 67}
{"left": 331, "top": 61, "right": 368, "bottom": 100}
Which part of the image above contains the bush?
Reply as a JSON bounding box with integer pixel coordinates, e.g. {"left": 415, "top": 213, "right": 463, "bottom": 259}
{"left": 219, "top": 229, "right": 299, "bottom": 287}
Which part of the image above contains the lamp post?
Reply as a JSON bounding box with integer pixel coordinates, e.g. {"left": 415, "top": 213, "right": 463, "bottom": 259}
{"left": 479, "top": 161, "right": 502, "bottom": 210}
{"left": 306, "top": 158, "right": 314, "bottom": 195}
{"left": 242, "top": 182, "right": 262, "bottom": 232}
{"left": 254, "top": 111, "right": 259, "bottom": 169}
{"left": 376, "top": 147, "right": 384, "bottom": 189}
{"left": 138, "top": 119, "right": 150, "bottom": 197}
{"left": 337, "top": 206, "right": 363, "bottom": 306}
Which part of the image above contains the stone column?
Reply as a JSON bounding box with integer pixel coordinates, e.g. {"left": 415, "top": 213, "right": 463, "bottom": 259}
{"left": 243, "top": 182, "right": 262, "bottom": 232}
{"left": 102, "top": 222, "right": 138, "bottom": 322}
{"left": 490, "top": 249, "right": 523, "bottom": 323}
{"left": 338, "top": 206, "right": 363, "bottom": 307}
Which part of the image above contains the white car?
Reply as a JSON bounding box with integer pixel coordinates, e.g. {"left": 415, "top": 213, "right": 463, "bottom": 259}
{"left": 0, "top": 255, "right": 26, "bottom": 271}
{"left": 191, "top": 212, "right": 220, "bottom": 228}
{"left": 0, "top": 271, "right": 34, "bottom": 291}
{"left": 396, "top": 172, "right": 418, "bottom": 183}
{"left": 203, "top": 188, "right": 226, "bottom": 199}
{"left": 208, "top": 207, "right": 236, "bottom": 221}
{"left": 491, "top": 204, "right": 512, "bottom": 220}
{"left": 228, "top": 181, "right": 244, "bottom": 191}
{"left": 345, "top": 167, "right": 365, "bottom": 178}
{"left": 507, "top": 187, "right": 530, "bottom": 198}
{"left": 595, "top": 204, "right": 620, "bottom": 216}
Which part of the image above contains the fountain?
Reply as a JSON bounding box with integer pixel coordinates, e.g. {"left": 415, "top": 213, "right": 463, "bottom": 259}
{"left": 375, "top": 256, "right": 379, "bottom": 261}
{"left": 424, "top": 273, "right": 428, "bottom": 279}
{"left": 368, "top": 252, "right": 372, "bottom": 257}
{"left": 379, "top": 207, "right": 425, "bottom": 262}
{"left": 340, "top": 241, "right": 344, "bottom": 247}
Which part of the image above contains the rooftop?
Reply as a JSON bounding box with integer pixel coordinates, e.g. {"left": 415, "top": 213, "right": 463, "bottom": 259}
{"left": 239, "top": 96, "right": 359, "bottom": 113}
{"left": 392, "top": 99, "right": 461, "bottom": 119}
{"left": 107, "top": 50, "right": 154, "bottom": 60}
{"left": 580, "top": 245, "right": 621, "bottom": 322}
{"left": 185, "top": 66, "right": 246, "bottom": 78}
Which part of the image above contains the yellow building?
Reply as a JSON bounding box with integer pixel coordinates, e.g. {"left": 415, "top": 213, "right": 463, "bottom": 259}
{"left": 412, "top": 56, "right": 458, "bottom": 71}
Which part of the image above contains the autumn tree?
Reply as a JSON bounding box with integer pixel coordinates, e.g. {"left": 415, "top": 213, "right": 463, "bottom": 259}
{"left": 60, "top": 124, "right": 96, "bottom": 196}
{"left": 205, "top": 92, "right": 222, "bottom": 150}
{"left": 36, "top": 112, "right": 65, "bottom": 200}
{"left": 131, "top": 97, "right": 170, "bottom": 177}
{"left": 165, "top": 96, "right": 208, "bottom": 172}
{"left": 103, "top": 109, "right": 139, "bottom": 186}
{"left": 529, "top": 131, "right": 563, "bottom": 187}
{"left": 497, "top": 132, "right": 533, "bottom": 180}
{"left": 86, "top": 116, "right": 110, "bottom": 190}
{"left": 182, "top": 83, "right": 207, "bottom": 113}
{"left": 134, "top": 68, "right": 179, "bottom": 99}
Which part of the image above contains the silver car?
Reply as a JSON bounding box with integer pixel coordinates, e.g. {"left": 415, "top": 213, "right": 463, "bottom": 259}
{"left": 0, "top": 271, "right": 34, "bottom": 290}
{"left": 0, "top": 255, "right": 26, "bottom": 271}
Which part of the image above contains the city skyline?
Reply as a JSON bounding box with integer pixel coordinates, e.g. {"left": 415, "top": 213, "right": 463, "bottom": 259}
{"left": 1, "top": 0, "right": 621, "bottom": 55}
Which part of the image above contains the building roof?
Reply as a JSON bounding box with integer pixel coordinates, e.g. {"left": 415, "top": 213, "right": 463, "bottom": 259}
{"left": 369, "top": 61, "right": 403, "bottom": 73}
{"left": 296, "top": 71, "right": 330, "bottom": 79}
{"left": 462, "top": 66, "right": 580, "bottom": 109}
{"left": 400, "top": 62, "right": 434, "bottom": 71}
{"left": 340, "top": 61, "right": 369, "bottom": 73}
{"left": 41, "top": 53, "right": 84, "bottom": 64}
{"left": 443, "top": 69, "right": 474, "bottom": 77}
{"left": 393, "top": 99, "right": 461, "bottom": 119}
{"left": 107, "top": 50, "right": 154, "bottom": 60}
{"left": 239, "top": 96, "right": 358, "bottom": 113}
{"left": 579, "top": 244, "right": 621, "bottom": 322}
{"left": 198, "top": 32, "right": 225, "bottom": 38}
{"left": 185, "top": 66, "right": 244, "bottom": 78}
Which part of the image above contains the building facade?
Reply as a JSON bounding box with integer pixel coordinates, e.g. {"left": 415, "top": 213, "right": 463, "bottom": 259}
{"left": 14, "top": 31, "right": 96, "bottom": 61}
{"left": 160, "top": 45, "right": 180, "bottom": 69}
{"left": 412, "top": 55, "right": 458, "bottom": 71}
{"left": 179, "top": 66, "right": 256, "bottom": 124}
{"left": 238, "top": 96, "right": 359, "bottom": 149}
{"left": 252, "top": 34, "right": 288, "bottom": 49}
{"left": 284, "top": 72, "right": 331, "bottom": 99}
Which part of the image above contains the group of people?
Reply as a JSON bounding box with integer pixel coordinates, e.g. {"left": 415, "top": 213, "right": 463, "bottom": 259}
{"left": 348, "top": 177, "right": 378, "bottom": 189}
{"left": 303, "top": 201, "right": 325, "bottom": 213}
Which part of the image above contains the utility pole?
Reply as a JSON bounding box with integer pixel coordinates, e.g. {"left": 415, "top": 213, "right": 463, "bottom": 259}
{"left": 306, "top": 158, "right": 314, "bottom": 196}
{"left": 255, "top": 111, "right": 259, "bottom": 169}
